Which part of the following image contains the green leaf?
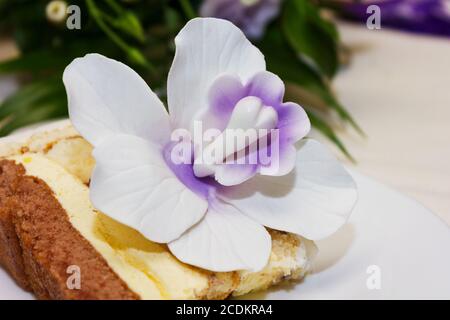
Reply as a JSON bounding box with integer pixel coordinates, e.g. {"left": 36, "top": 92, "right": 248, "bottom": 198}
{"left": 0, "top": 51, "right": 66, "bottom": 74}
{"left": 164, "top": 6, "right": 183, "bottom": 35}
{"left": 259, "top": 25, "right": 357, "bottom": 159}
{"left": 127, "top": 47, "right": 151, "bottom": 68}
{"left": 105, "top": 11, "right": 147, "bottom": 43}
{"left": 86, "top": 0, "right": 152, "bottom": 69}
{"left": 0, "top": 99, "right": 67, "bottom": 136}
{"left": 179, "top": 0, "right": 196, "bottom": 19}
{"left": 282, "top": 0, "right": 339, "bottom": 77}
{"left": 308, "top": 112, "right": 355, "bottom": 162}
{"left": 101, "top": 0, "right": 146, "bottom": 42}
{"left": 0, "top": 78, "right": 67, "bottom": 136}
{"left": 0, "top": 79, "right": 58, "bottom": 117}
{"left": 260, "top": 26, "right": 363, "bottom": 135}
{"left": 119, "top": 12, "right": 146, "bottom": 42}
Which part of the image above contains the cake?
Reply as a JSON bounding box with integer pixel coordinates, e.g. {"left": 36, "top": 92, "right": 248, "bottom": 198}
{"left": 0, "top": 18, "right": 358, "bottom": 300}
{"left": 0, "top": 121, "right": 316, "bottom": 299}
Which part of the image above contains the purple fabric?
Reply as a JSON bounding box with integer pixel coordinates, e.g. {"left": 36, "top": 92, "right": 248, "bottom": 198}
{"left": 340, "top": 0, "right": 450, "bottom": 37}
{"left": 200, "top": 0, "right": 282, "bottom": 39}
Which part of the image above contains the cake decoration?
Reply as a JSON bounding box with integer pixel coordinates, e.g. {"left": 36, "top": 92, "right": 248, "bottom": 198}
{"left": 62, "top": 18, "right": 357, "bottom": 272}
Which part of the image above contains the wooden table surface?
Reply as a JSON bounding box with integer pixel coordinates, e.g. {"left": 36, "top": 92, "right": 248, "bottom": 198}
{"left": 1, "top": 23, "right": 449, "bottom": 225}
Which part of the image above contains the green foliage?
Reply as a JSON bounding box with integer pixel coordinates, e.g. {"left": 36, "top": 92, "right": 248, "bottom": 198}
{"left": 282, "top": 0, "right": 338, "bottom": 77}
{"left": 259, "top": 25, "right": 357, "bottom": 159}
{"left": 0, "top": 77, "right": 67, "bottom": 136}
{"left": 0, "top": 0, "right": 361, "bottom": 159}
{"left": 281, "top": 0, "right": 363, "bottom": 136}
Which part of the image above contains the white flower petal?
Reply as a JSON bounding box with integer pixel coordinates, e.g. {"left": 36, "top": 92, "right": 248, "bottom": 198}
{"left": 215, "top": 163, "right": 257, "bottom": 186}
{"left": 167, "top": 18, "right": 266, "bottom": 130}
{"left": 63, "top": 53, "right": 171, "bottom": 147}
{"left": 259, "top": 143, "right": 297, "bottom": 177}
{"left": 90, "top": 134, "right": 208, "bottom": 243}
{"left": 220, "top": 139, "right": 357, "bottom": 240}
{"left": 168, "top": 200, "right": 271, "bottom": 272}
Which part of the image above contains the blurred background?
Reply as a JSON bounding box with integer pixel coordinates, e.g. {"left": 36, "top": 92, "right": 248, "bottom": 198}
{"left": 0, "top": 0, "right": 449, "bottom": 223}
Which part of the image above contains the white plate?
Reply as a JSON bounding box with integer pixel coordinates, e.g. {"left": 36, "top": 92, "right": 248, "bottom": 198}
{"left": 0, "top": 168, "right": 449, "bottom": 299}
{"left": 243, "top": 170, "right": 450, "bottom": 300}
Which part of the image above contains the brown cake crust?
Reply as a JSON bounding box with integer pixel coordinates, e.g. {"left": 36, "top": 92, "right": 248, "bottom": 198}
{"left": 0, "top": 160, "right": 139, "bottom": 300}
{"left": 0, "top": 161, "right": 30, "bottom": 290}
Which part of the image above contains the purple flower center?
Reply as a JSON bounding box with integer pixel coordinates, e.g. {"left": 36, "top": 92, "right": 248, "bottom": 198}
{"left": 163, "top": 71, "right": 310, "bottom": 197}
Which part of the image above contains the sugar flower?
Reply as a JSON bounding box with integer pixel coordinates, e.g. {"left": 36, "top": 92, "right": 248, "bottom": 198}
{"left": 63, "top": 18, "right": 357, "bottom": 272}
{"left": 200, "top": 0, "right": 281, "bottom": 39}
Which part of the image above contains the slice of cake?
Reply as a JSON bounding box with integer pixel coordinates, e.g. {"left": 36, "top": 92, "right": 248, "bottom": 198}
{"left": 0, "top": 122, "right": 316, "bottom": 300}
